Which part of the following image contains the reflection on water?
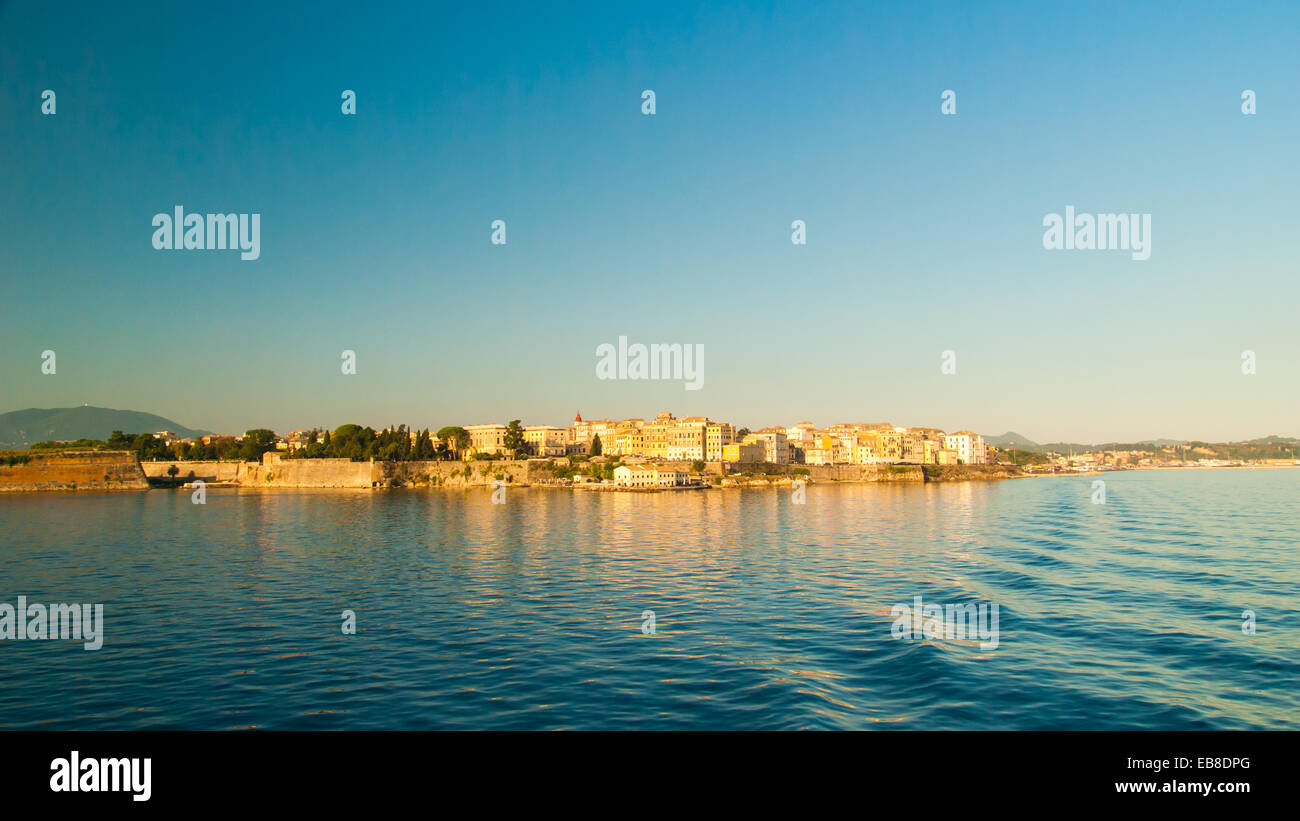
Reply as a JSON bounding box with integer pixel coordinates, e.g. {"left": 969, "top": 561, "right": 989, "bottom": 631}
{"left": 1, "top": 470, "right": 1297, "bottom": 729}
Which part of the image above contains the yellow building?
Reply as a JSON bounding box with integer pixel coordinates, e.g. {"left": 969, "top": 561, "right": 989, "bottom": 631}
{"left": 642, "top": 412, "right": 675, "bottom": 459}
{"left": 722, "top": 441, "right": 766, "bottom": 463}
{"left": 667, "top": 416, "right": 708, "bottom": 460}
{"left": 901, "top": 435, "right": 928, "bottom": 464}
{"left": 875, "top": 430, "right": 903, "bottom": 462}
{"left": 853, "top": 443, "right": 879, "bottom": 464}
{"left": 613, "top": 424, "right": 645, "bottom": 457}
{"left": 704, "top": 421, "right": 735, "bottom": 461}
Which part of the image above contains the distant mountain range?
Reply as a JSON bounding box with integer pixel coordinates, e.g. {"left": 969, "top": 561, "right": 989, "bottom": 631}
{"left": 0, "top": 406, "right": 208, "bottom": 449}
{"left": 984, "top": 431, "right": 1299, "bottom": 453}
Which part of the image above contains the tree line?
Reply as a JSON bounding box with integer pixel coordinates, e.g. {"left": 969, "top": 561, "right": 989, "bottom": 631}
{"left": 28, "top": 419, "right": 610, "bottom": 462}
{"left": 31, "top": 425, "right": 478, "bottom": 462}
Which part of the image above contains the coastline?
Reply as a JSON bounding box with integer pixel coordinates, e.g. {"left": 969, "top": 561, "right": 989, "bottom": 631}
{"left": 3, "top": 453, "right": 1020, "bottom": 492}
{"left": 7, "top": 452, "right": 1296, "bottom": 494}
{"left": 1020, "top": 463, "right": 1300, "bottom": 479}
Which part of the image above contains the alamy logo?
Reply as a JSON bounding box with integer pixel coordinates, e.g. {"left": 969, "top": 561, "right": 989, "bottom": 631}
{"left": 152, "top": 206, "right": 260, "bottom": 260}
{"left": 1042, "top": 205, "right": 1150, "bottom": 260}
{"left": 1091, "top": 479, "right": 1107, "bottom": 504}
{"left": 890, "top": 595, "right": 999, "bottom": 650}
{"left": 50, "top": 751, "right": 151, "bottom": 802}
{"left": 0, "top": 596, "right": 103, "bottom": 650}
{"left": 596, "top": 336, "right": 704, "bottom": 390}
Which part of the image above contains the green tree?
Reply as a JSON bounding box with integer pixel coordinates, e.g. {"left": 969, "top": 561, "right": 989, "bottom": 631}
{"left": 503, "top": 420, "right": 527, "bottom": 457}
{"left": 412, "top": 429, "right": 435, "bottom": 460}
{"left": 133, "top": 433, "right": 170, "bottom": 461}
{"left": 590, "top": 434, "right": 602, "bottom": 456}
{"left": 239, "top": 429, "right": 279, "bottom": 461}
{"left": 437, "top": 426, "right": 471, "bottom": 459}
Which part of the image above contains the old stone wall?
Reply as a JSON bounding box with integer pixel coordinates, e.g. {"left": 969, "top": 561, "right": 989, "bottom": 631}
{"left": 0, "top": 451, "right": 148, "bottom": 492}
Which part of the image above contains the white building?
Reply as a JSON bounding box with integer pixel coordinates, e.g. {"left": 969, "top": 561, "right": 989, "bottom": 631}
{"left": 653, "top": 468, "right": 688, "bottom": 487}
{"left": 744, "top": 429, "right": 788, "bottom": 464}
{"left": 942, "top": 431, "right": 986, "bottom": 464}
{"left": 524, "top": 425, "right": 572, "bottom": 457}
{"left": 785, "top": 423, "right": 816, "bottom": 446}
{"left": 466, "top": 423, "right": 508, "bottom": 456}
{"left": 803, "top": 447, "right": 834, "bottom": 466}
{"left": 613, "top": 465, "right": 688, "bottom": 488}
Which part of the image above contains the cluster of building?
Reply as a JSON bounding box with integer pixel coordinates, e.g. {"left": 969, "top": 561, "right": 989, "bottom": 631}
{"left": 150, "top": 431, "right": 235, "bottom": 448}
{"left": 148, "top": 431, "right": 326, "bottom": 452}
{"left": 155, "top": 413, "right": 992, "bottom": 469}
{"left": 465, "top": 412, "right": 991, "bottom": 466}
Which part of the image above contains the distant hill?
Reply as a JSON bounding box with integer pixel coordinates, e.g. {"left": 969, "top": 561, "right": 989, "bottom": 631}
{"left": 1037, "top": 439, "right": 1188, "bottom": 453}
{"left": 1240, "top": 435, "right": 1300, "bottom": 446}
{"left": 0, "top": 406, "right": 209, "bottom": 449}
{"left": 984, "top": 432, "right": 1041, "bottom": 450}
{"left": 984, "top": 432, "right": 1203, "bottom": 453}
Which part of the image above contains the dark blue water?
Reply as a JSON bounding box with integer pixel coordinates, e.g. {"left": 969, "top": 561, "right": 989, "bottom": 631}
{"left": 2, "top": 469, "right": 1297, "bottom": 729}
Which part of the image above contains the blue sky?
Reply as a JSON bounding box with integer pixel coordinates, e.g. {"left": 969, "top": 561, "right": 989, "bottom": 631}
{"left": 2, "top": 1, "right": 1298, "bottom": 441}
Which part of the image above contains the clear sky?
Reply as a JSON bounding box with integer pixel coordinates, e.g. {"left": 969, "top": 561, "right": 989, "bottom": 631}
{"left": 2, "top": 1, "right": 1298, "bottom": 442}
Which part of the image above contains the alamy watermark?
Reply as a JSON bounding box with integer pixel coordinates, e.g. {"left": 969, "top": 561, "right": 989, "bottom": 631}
{"left": 152, "top": 206, "right": 260, "bottom": 260}
{"left": 596, "top": 336, "right": 704, "bottom": 390}
{"left": 891, "top": 595, "right": 999, "bottom": 650}
{"left": 50, "top": 751, "right": 150, "bottom": 801}
{"left": 1, "top": 596, "right": 103, "bottom": 650}
{"left": 1042, "top": 205, "right": 1150, "bottom": 260}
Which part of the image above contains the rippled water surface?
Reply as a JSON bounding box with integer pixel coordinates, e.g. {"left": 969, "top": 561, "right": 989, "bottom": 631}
{"left": 2, "top": 470, "right": 1298, "bottom": 729}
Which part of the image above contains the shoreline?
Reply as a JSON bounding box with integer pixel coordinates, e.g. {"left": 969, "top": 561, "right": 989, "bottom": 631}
{"left": 1020, "top": 463, "right": 1300, "bottom": 478}
{"left": 5, "top": 451, "right": 1297, "bottom": 494}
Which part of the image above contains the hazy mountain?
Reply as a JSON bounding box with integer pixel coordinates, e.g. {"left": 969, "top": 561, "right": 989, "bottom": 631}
{"left": 985, "top": 432, "right": 1197, "bottom": 453}
{"left": 984, "top": 432, "right": 1041, "bottom": 450}
{"left": 1038, "top": 439, "right": 1187, "bottom": 453}
{"left": 0, "top": 406, "right": 209, "bottom": 449}
{"left": 1240, "top": 435, "right": 1300, "bottom": 445}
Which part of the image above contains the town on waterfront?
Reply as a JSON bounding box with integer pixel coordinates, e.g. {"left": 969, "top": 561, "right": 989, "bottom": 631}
{"left": 5, "top": 406, "right": 1300, "bottom": 493}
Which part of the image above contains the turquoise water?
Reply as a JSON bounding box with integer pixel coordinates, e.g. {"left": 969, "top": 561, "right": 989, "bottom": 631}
{"left": 1, "top": 469, "right": 1297, "bottom": 729}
